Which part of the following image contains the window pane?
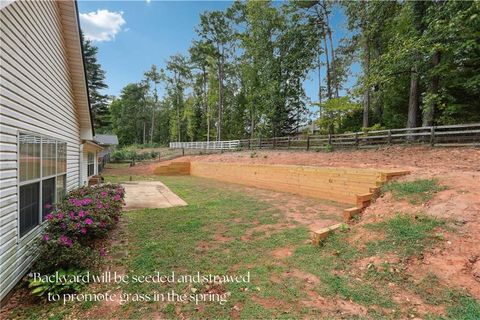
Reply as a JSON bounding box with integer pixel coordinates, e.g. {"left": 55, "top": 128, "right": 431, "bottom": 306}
{"left": 19, "top": 134, "right": 40, "bottom": 182}
{"left": 88, "top": 152, "right": 94, "bottom": 164}
{"left": 20, "top": 182, "right": 40, "bottom": 237}
{"left": 87, "top": 152, "right": 95, "bottom": 176}
{"left": 56, "top": 174, "right": 66, "bottom": 202}
{"left": 42, "top": 178, "right": 55, "bottom": 221}
{"left": 57, "top": 142, "right": 67, "bottom": 174}
{"left": 42, "top": 138, "right": 56, "bottom": 177}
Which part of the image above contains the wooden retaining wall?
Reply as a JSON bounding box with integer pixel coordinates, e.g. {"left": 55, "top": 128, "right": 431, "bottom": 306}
{"left": 189, "top": 162, "right": 409, "bottom": 208}
{"left": 153, "top": 162, "right": 190, "bottom": 175}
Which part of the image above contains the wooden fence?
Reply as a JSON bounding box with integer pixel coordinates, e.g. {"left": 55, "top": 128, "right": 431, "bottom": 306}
{"left": 169, "top": 123, "right": 480, "bottom": 151}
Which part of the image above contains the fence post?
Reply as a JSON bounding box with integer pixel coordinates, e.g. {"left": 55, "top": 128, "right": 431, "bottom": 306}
{"left": 287, "top": 136, "right": 291, "bottom": 150}
{"left": 430, "top": 126, "right": 435, "bottom": 147}
{"left": 355, "top": 132, "right": 359, "bottom": 148}
{"left": 388, "top": 130, "right": 392, "bottom": 144}
{"left": 248, "top": 139, "right": 251, "bottom": 150}
{"left": 273, "top": 137, "right": 276, "bottom": 149}
{"left": 328, "top": 133, "right": 332, "bottom": 145}
{"left": 258, "top": 137, "right": 261, "bottom": 149}
{"left": 306, "top": 135, "right": 310, "bottom": 151}
{"left": 182, "top": 148, "right": 185, "bottom": 156}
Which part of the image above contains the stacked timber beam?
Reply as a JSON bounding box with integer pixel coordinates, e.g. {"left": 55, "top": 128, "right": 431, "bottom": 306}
{"left": 153, "top": 162, "right": 190, "bottom": 175}
{"left": 189, "top": 162, "right": 409, "bottom": 206}
{"left": 154, "top": 161, "right": 410, "bottom": 243}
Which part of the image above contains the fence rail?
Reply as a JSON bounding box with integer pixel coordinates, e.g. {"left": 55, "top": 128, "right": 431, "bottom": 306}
{"left": 169, "top": 123, "right": 480, "bottom": 151}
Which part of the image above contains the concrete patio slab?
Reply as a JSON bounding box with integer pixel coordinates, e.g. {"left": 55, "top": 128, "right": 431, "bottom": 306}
{"left": 122, "top": 181, "right": 187, "bottom": 210}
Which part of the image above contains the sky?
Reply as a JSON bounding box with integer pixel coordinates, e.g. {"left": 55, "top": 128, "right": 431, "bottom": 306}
{"left": 77, "top": 0, "right": 359, "bottom": 116}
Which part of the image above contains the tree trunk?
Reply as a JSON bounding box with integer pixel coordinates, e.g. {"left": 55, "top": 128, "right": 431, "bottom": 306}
{"left": 150, "top": 107, "right": 155, "bottom": 143}
{"left": 363, "top": 91, "right": 370, "bottom": 128}
{"left": 177, "top": 92, "right": 181, "bottom": 142}
{"left": 203, "top": 68, "right": 210, "bottom": 142}
{"left": 250, "top": 107, "right": 255, "bottom": 139}
{"left": 143, "top": 122, "right": 146, "bottom": 144}
{"left": 317, "top": 52, "right": 322, "bottom": 117}
{"left": 407, "top": 64, "right": 419, "bottom": 129}
{"left": 323, "top": 35, "right": 332, "bottom": 100}
{"left": 217, "top": 59, "right": 224, "bottom": 141}
{"left": 423, "top": 50, "right": 440, "bottom": 126}
{"left": 322, "top": 3, "right": 338, "bottom": 98}
{"left": 363, "top": 37, "right": 371, "bottom": 128}
{"left": 150, "top": 87, "right": 157, "bottom": 143}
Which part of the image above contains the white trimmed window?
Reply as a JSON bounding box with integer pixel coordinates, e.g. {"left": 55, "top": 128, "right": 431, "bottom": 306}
{"left": 18, "top": 133, "right": 67, "bottom": 237}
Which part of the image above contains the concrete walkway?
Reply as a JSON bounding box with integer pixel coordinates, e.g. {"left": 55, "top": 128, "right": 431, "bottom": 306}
{"left": 122, "top": 181, "right": 187, "bottom": 211}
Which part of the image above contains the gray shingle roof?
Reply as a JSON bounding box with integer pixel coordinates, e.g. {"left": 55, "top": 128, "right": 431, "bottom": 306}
{"left": 94, "top": 134, "right": 119, "bottom": 145}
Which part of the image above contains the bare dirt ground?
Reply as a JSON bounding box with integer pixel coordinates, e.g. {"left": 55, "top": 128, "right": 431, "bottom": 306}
{"left": 241, "top": 146, "right": 479, "bottom": 305}
{"left": 110, "top": 145, "right": 480, "bottom": 174}
{"left": 3, "top": 146, "right": 478, "bottom": 319}
{"left": 114, "top": 146, "right": 480, "bottom": 302}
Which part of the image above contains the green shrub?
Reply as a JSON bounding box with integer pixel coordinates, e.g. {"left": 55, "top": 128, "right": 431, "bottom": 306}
{"left": 34, "top": 184, "right": 125, "bottom": 273}
{"left": 111, "top": 148, "right": 159, "bottom": 161}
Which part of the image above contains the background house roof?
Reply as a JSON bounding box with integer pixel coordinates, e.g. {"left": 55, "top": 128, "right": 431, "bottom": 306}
{"left": 94, "top": 134, "right": 119, "bottom": 145}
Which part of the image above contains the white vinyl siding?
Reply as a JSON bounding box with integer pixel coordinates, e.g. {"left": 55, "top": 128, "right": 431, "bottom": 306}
{"left": 0, "top": 0, "right": 82, "bottom": 301}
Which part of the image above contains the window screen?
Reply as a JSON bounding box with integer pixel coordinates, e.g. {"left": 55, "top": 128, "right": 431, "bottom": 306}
{"left": 19, "top": 135, "right": 40, "bottom": 182}
{"left": 42, "top": 138, "right": 56, "bottom": 177}
{"left": 42, "top": 177, "right": 55, "bottom": 220}
{"left": 18, "top": 133, "right": 69, "bottom": 237}
{"left": 19, "top": 182, "right": 40, "bottom": 237}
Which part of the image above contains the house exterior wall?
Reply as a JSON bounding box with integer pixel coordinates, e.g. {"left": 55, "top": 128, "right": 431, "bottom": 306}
{"left": 0, "top": 0, "right": 82, "bottom": 300}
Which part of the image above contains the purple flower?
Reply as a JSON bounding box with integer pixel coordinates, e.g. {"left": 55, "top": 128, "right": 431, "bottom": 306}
{"left": 46, "top": 213, "right": 54, "bottom": 221}
{"left": 80, "top": 228, "right": 87, "bottom": 234}
{"left": 56, "top": 213, "right": 64, "bottom": 220}
{"left": 99, "top": 221, "right": 106, "bottom": 228}
{"left": 60, "top": 223, "right": 66, "bottom": 229}
{"left": 78, "top": 211, "right": 86, "bottom": 218}
{"left": 99, "top": 248, "right": 107, "bottom": 257}
{"left": 85, "top": 218, "right": 93, "bottom": 225}
{"left": 42, "top": 234, "right": 50, "bottom": 241}
{"left": 69, "top": 211, "right": 75, "bottom": 219}
{"left": 58, "top": 235, "right": 73, "bottom": 247}
{"left": 113, "top": 195, "right": 121, "bottom": 201}
{"left": 101, "top": 191, "right": 107, "bottom": 197}
{"left": 97, "top": 203, "right": 103, "bottom": 209}
{"left": 44, "top": 203, "right": 52, "bottom": 209}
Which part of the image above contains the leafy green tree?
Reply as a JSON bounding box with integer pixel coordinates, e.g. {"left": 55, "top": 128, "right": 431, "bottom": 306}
{"left": 165, "top": 54, "right": 191, "bottom": 142}
{"left": 82, "top": 38, "right": 110, "bottom": 131}
{"left": 196, "top": 10, "right": 236, "bottom": 140}
{"left": 110, "top": 84, "right": 148, "bottom": 145}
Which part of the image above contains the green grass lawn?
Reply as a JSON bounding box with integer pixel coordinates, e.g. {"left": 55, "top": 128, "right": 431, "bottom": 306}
{"left": 381, "top": 179, "right": 447, "bottom": 204}
{"left": 6, "top": 175, "right": 479, "bottom": 320}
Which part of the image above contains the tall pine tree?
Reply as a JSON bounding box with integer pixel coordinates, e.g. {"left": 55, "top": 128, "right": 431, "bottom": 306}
{"left": 82, "top": 37, "right": 110, "bottom": 131}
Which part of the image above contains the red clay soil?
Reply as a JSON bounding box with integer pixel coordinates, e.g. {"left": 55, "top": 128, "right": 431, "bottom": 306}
{"left": 150, "top": 146, "right": 480, "bottom": 301}
{"left": 109, "top": 146, "right": 480, "bottom": 302}
{"left": 113, "top": 145, "right": 479, "bottom": 175}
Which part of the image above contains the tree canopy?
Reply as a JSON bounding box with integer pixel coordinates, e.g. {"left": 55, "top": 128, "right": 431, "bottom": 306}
{"left": 89, "top": 0, "right": 479, "bottom": 146}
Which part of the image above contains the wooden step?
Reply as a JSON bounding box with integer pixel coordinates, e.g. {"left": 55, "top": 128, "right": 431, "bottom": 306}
{"left": 311, "top": 223, "right": 347, "bottom": 245}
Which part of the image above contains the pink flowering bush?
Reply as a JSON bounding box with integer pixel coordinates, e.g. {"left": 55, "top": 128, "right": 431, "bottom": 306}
{"left": 34, "top": 184, "right": 125, "bottom": 273}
